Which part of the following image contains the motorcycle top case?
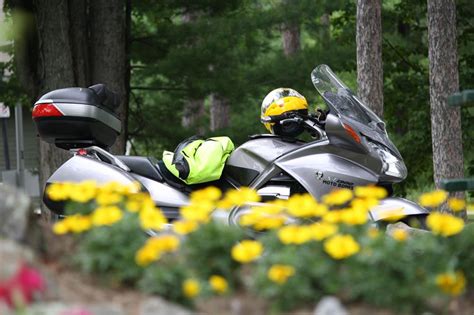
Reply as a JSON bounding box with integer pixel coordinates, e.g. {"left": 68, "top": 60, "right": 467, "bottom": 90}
{"left": 32, "top": 85, "right": 121, "bottom": 150}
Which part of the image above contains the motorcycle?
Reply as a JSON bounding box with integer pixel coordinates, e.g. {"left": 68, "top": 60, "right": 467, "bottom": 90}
{"left": 32, "top": 65, "right": 429, "bottom": 226}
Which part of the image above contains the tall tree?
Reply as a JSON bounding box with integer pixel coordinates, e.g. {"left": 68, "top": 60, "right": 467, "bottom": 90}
{"left": 356, "top": 0, "right": 383, "bottom": 118}
{"left": 181, "top": 11, "right": 205, "bottom": 131}
{"left": 427, "top": 0, "right": 464, "bottom": 214}
{"left": 281, "top": 0, "right": 300, "bottom": 56}
{"left": 9, "top": 0, "right": 129, "bottom": 205}
{"left": 209, "top": 93, "right": 230, "bottom": 131}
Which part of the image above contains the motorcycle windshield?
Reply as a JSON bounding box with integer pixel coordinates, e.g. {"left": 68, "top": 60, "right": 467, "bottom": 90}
{"left": 311, "top": 64, "right": 401, "bottom": 157}
{"left": 311, "top": 64, "right": 382, "bottom": 125}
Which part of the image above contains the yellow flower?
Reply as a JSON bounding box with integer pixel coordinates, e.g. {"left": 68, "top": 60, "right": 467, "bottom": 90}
{"left": 209, "top": 275, "right": 228, "bottom": 294}
{"left": 354, "top": 185, "right": 387, "bottom": 199}
{"left": 66, "top": 214, "right": 92, "bottom": 233}
{"left": 69, "top": 180, "right": 98, "bottom": 203}
{"left": 340, "top": 208, "right": 368, "bottom": 225}
{"left": 180, "top": 202, "right": 214, "bottom": 223}
{"left": 96, "top": 192, "right": 122, "bottom": 205}
{"left": 126, "top": 200, "right": 141, "bottom": 213}
{"left": 148, "top": 235, "right": 180, "bottom": 252}
{"left": 267, "top": 264, "right": 295, "bottom": 284}
{"left": 286, "top": 194, "right": 327, "bottom": 218}
{"left": 447, "top": 198, "right": 466, "bottom": 212}
{"left": 380, "top": 208, "right": 406, "bottom": 222}
{"left": 91, "top": 205, "right": 123, "bottom": 226}
{"left": 125, "top": 193, "right": 153, "bottom": 212}
{"left": 139, "top": 206, "right": 167, "bottom": 230}
{"left": 52, "top": 220, "right": 69, "bottom": 235}
{"left": 419, "top": 190, "right": 448, "bottom": 208}
{"left": 253, "top": 215, "right": 287, "bottom": 231}
{"left": 324, "top": 234, "right": 360, "bottom": 260}
{"left": 277, "top": 225, "right": 312, "bottom": 245}
{"left": 182, "top": 279, "right": 200, "bottom": 298}
{"left": 231, "top": 240, "right": 263, "bottom": 263}
{"left": 99, "top": 181, "right": 140, "bottom": 195}
{"left": 190, "top": 186, "right": 222, "bottom": 203}
{"left": 322, "top": 189, "right": 353, "bottom": 206}
{"left": 46, "top": 182, "right": 74, "bottom": 201}
{"left": 436, "top": 271, "right": 466, "bottom": 296}
{"left": 426, "top": 212, "right": 464, "bottom": 237}
{"left": 135, "top": 244, "right": 161, "bottom": 266}
{"left": 218, "top": 187, "right": 260, "bottom": 209}
{"left": 391, "top": 228, "right": 409, "bottom": 242}
{"left": 351, "top": 197, "right": 380, "bottom": 212}
{"left": 173, "top": 220, "right": 199, "bottom": 235}
{"left": 322, "top": 210, "right": 343, "bottom": 224}
{"left": 309, "top": 222, "right": 338, "bottom": 241}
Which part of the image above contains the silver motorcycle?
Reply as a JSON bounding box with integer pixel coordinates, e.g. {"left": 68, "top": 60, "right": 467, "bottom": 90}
{"left": 32, "top": 65, "right": 428, "bottom": 226}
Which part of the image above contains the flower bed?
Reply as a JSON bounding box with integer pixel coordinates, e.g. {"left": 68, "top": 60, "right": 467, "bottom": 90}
{"left": 20, "top": 181, "right": 473, "bottom": 314}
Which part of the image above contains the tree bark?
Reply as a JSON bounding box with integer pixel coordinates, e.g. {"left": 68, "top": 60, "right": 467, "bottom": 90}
{"left": 356, "top": 0, "right": 384, "bottom": 118}
{"left": 282, "top": 23, "right": 300, "bottom": 56}
{"left": 35, "top": 0, "right": 76, "bottom": 204}
{"left": 90, "top": 0, "right": 128, "bottom": 154}
{"left": 427, "top": 0, "right": 464, "bottom": 216}
{"left": 68, "top": 0, "right": 90, "bottom": 87}
{"left": 182, "top": 98, "right": 205, "bottom": 131}
{"left": 181, "top": 11, "right": 205, "bottom": 131}
{"left": 10, "top": 0, "right": 129, "bottom": 220}
{"left": 210, "top": 94, "right": 230, "bottom": 131}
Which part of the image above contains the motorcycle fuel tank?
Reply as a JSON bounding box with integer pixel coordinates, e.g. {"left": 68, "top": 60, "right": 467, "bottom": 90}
{"left": 225, "top": 136, "right": 303, "bottom": 186}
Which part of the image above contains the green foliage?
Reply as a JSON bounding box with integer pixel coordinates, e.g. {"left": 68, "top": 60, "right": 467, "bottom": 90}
{"left": 74, "top": 212, "right": 147, "bottom": 285}
{"left": 182, "top": 222, "right": 245, "bottom": 285}
{"left": 139, "top": 256, "right": 193, "bottom": 307}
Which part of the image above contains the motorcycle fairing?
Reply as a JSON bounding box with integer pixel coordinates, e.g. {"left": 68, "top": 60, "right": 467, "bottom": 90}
{"left": 274, "top": 139, "right": 380, "bottom": 200}
{"left": 225, "top": 136, "right": 303, "bottom": 185}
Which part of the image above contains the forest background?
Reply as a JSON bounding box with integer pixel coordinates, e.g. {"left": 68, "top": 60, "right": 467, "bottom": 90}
{"left": 0, "top": 0, "right": 473, "bottom": 199}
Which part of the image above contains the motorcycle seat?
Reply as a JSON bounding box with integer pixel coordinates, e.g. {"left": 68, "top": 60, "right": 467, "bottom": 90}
{"left": 116, "top": 156, "right": 164, "bottom": 182}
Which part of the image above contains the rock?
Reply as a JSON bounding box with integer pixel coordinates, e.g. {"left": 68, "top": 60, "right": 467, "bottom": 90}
{"left": 140, "top": 297, "right": 193, "bottom": 315}
{"left": 0, "top": 184, "right": 31, "bottom": 241}
{"left": 0, "top": 238, "right": 35, "bottom": 279}
{"left": 9, "top": 302, "right": 127, "bottom": 315}
{"left": 314, "top": 296, "right": 348, "bottom": 315}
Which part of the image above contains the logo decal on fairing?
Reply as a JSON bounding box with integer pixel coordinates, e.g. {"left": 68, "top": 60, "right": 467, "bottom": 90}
{"left": 315, "top": 171, "right": 324, "bottom": 180}
{"left": 316, "top": 170, "right": 354, "bottom": 190}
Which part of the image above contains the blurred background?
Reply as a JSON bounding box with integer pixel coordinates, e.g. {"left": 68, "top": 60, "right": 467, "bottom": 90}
{"left": 0, "top": 0, "right": 472, "bottom": 199}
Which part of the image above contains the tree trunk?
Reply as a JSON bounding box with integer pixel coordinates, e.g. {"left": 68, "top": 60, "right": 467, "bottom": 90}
{"left": 35, "top": 0, "right": 76, "bottom": 205}
{"left": 356, "top": 0, "right": 384, "bottom": 118}
{"left": 182, "top": 99, "right": 205, "bottom": 131}
{"left": 181, "top": 11, "right": 205, "bottom": 131}
{"left": 11, "top": 0, "right": 129, "bottom": 219}
{"left": 282, "top": 23, "right": 300, "bottom": 56}
{"left": 210, "top": 94, "right": 230, "bottom": 131}
{"left": 90, "top": 0, "right": 128, "bottom": 154}
{"left": 427, "top": 0, "right": 464, "bottom": 216}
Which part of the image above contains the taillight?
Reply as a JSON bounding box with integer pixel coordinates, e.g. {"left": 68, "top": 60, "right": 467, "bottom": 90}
{"left": 343, "top": 123, "right": 361, "bottom": 143}
{"left": 32, "top": 103, "right": 63, "bottom": 118}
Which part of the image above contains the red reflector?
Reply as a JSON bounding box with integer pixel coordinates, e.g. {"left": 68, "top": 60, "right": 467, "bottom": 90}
{"left": 343, "top": 123, "right": 361, "bottom": 143}
{"left": 77, "top": 149, "right": 88, "bottom": 156}
{"left": 32, "top": 103, "right": 63, "bottom": 118}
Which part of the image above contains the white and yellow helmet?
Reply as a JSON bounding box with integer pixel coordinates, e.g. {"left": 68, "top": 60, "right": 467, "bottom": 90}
{"left": 261, "top": 88, "right": 308, "bottom": 135}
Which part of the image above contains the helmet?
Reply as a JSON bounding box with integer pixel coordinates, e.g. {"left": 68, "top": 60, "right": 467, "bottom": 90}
{"left": 260, "top": 88, "right": 308, "bottom": 137}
